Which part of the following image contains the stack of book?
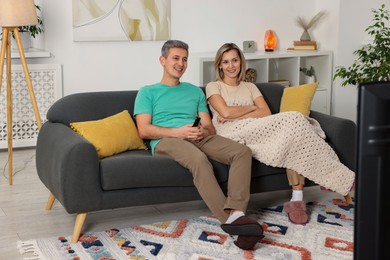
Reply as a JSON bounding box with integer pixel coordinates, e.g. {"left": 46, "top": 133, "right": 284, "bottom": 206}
{"left": 287, "top": 41, "right": 317, "bottom": 51}
{"left": 269, "top": 79, "right": 290, "bottom": 87}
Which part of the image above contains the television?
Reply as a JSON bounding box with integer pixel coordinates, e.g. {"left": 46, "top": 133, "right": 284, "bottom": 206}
{"left": 354, "top": 81, "right": 390, "bottom": 260}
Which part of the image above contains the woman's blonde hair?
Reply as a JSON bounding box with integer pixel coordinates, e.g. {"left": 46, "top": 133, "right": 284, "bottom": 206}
{"left": 214, "top": 43, "right": 247, "bottom": 82}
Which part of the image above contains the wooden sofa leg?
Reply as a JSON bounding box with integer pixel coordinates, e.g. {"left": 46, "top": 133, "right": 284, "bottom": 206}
{"left": 344, "top": 193, "right": 353, "bottom": 204}
{"left": 45, "top": 192, "right": 56, "bottom": 210}
{"left": 71, "top": 212, "right": 87, "bottom": 243}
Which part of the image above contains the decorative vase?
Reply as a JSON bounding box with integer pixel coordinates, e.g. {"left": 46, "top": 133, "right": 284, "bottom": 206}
{"left": 300, "top": 30, "right": 311, "bottom": 41}
{"left": 11, "top": 31, "right": 31, "bottom": 50}
{"left": 245, "top": 68, "right": 257, "bottom": 83}
{"left": 305, "top": 75, "right": 316, "bottom": 84}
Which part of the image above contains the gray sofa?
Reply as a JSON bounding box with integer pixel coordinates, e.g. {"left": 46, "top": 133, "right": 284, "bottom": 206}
{"left": 36, "top": 83, "right": 356, "bottom": 243}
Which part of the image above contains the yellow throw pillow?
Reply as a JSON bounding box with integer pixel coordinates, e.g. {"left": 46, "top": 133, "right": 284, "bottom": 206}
{"left": 280, "top": 82, "right": 319, "bottom": 116}
{"left": 70, "top": 110, "right": 147, "bottom": 159}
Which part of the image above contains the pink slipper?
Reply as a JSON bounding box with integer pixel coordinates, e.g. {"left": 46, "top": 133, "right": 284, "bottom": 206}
{"left": 283, "top": 201, "right": 309, "bottom": 225}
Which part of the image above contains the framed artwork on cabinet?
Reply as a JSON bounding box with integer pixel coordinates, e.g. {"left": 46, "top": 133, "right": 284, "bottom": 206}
{"left": 72, "top": 0, "right": 171, "bottom": 41}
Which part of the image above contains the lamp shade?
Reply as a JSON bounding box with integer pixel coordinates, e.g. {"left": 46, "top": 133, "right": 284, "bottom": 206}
{"left": 264, "top": 30, "right": 277, "bottom": 52}
{"left": 0, "top": 0, "right": 38, "bottom": 27}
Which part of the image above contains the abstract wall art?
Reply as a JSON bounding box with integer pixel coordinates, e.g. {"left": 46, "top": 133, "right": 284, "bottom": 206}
{"left": 72, "top": 0, "right": 171, "bottom": 41}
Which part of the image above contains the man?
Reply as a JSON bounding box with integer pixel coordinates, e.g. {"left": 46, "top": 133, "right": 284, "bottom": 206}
{"left": 134, "top": 40, "right": 264, "bottom": 250}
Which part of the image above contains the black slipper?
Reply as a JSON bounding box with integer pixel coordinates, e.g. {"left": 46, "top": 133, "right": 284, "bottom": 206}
{"left": 221, "top": 216, "right": 263, "bottom": 236}
{"left": 234, "top": 234, "right": 265, "bottom": 250}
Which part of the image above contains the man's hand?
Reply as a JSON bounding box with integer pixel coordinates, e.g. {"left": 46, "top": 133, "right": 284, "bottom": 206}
{"left": 136, "top": 112, "right": 215, "bottom": 141}
{"left": 179, "top": 124, "right": 207, "bottom": 142}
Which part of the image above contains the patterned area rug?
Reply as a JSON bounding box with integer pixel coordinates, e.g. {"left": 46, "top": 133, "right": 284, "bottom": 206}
{"left": 18, "top": 198, "right": 354, "bottom": 260}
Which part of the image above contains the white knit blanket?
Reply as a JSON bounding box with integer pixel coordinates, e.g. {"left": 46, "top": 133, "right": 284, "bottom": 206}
{"left": 213, "top": 111, "right": 355, "bottom": 195}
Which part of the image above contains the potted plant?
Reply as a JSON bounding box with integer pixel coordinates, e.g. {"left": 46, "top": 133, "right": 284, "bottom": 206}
{"left": 300, "top": 66, "right": 316, "bottom": 83}
{"left": 18, "top": 5, "right": 44, "bottom": 39}
{"left": 333, "top": 4, "right": 390, "bottom": 86}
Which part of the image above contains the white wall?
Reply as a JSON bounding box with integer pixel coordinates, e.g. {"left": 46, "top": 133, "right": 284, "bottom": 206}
{"left": 32, "top": 0, "right": 322, "bottom": 92}
{"left": 29, "top": 0, "right": 390, "bottom": 121}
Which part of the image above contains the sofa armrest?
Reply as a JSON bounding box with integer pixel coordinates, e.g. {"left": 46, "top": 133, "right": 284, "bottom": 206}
{"left": 309, "top": 110, "right": 356, "bottom": 171}
{"left": 36, "top": 122, "right": 102, "bottom": 214}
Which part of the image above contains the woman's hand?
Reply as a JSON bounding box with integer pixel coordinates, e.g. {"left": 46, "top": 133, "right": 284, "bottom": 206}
{"left": 217, "top": 115, "right": 233, "bottom": 124}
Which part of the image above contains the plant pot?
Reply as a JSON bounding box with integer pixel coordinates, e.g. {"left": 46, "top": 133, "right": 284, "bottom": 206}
{"left": 305, "top": 76, "right": 316, "bottom": 84}
{"left": 11, "top": 31, "right": 31, "bottom": 51}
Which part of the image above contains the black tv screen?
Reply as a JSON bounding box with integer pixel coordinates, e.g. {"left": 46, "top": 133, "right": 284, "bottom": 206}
{"left": 354, "top": 81, "right": 390, "bottom": 260}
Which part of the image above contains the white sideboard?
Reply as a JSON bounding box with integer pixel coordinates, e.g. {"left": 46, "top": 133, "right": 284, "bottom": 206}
{"left": 198, "top": 50, "right": 333, "bottom": 114}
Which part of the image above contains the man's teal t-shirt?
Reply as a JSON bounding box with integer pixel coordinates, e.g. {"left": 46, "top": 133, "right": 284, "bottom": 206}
{"left": 134, "top": 82, "right": 209, "bottom": 154}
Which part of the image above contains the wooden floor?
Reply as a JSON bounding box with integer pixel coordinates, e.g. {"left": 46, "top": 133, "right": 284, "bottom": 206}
{"left": 0, "top": 148, "right": 348, "bottom": 259}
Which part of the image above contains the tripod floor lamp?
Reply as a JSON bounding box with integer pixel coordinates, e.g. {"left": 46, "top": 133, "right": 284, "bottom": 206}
{"left": 0, "top": 0, "right": 42, "bottom": 185}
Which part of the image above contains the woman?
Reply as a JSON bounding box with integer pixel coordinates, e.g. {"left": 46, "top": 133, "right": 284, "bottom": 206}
{"left": 205, "top": 43, "right": 355, "bottom": 225}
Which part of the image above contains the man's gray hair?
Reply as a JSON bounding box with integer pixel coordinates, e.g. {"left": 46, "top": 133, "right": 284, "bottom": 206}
{"left": 161, "top": 40, "right": 189, "bottom": 57}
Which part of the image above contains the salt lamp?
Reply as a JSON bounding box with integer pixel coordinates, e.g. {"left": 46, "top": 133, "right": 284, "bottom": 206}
{"left": 264, "top": 30, "right": 277, "bottom": 52}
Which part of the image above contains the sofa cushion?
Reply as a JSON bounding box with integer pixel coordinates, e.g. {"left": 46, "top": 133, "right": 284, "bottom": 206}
{"left": 280, "top": 82, "right": 319, "bottom": 116}
{"left": 70, "top": 110, "right": 147, "bottom": 159}
{"left": 100, "top": 150, "right": 230, "bottom": 191}
{"left": 47, "top": 91, "right": 138, "bottom": 125}
{"left": 255, "top": 83, "right": 284, "bottom": 114}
